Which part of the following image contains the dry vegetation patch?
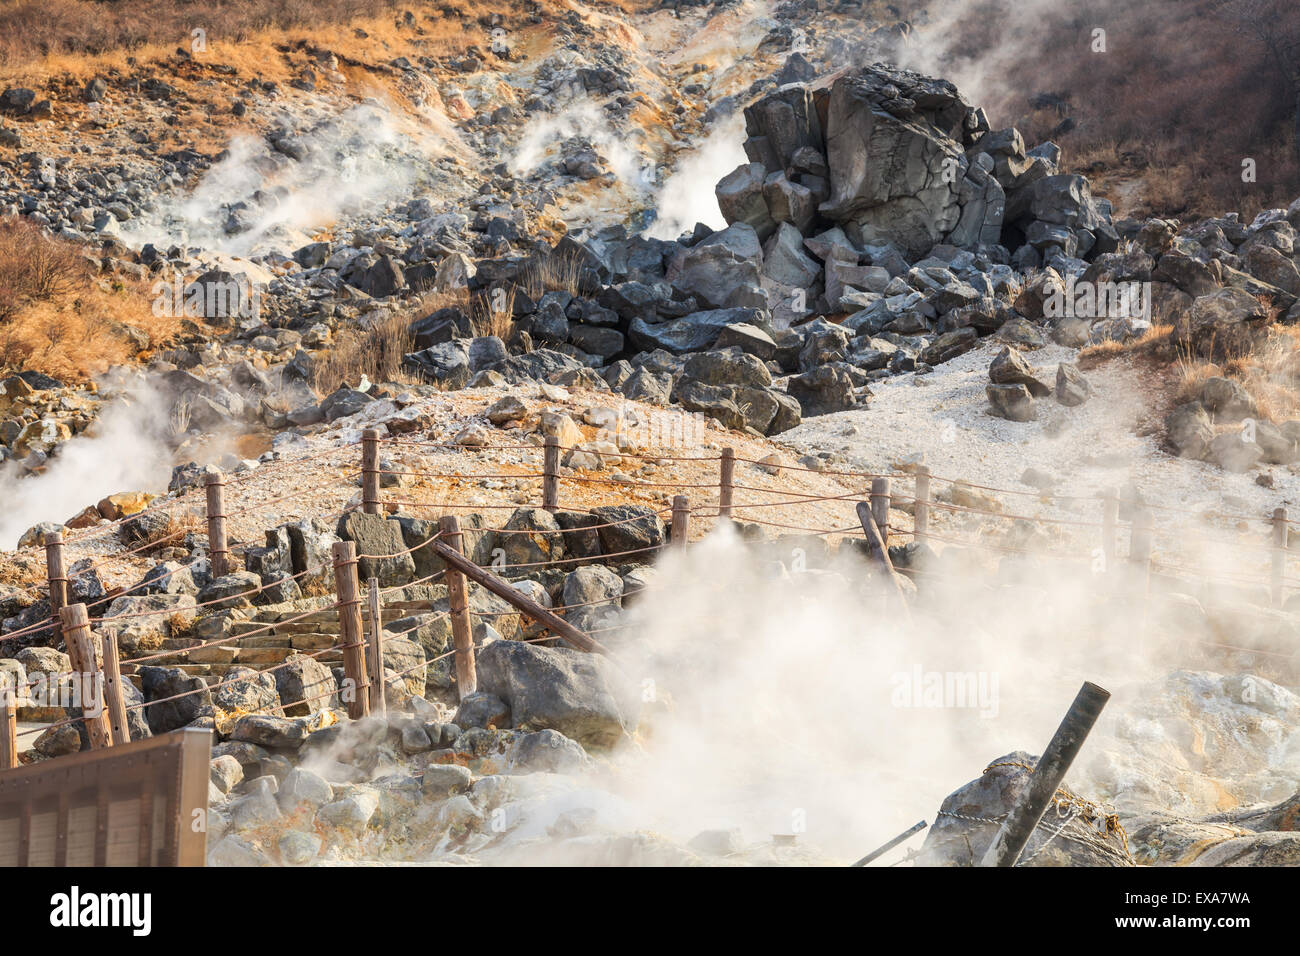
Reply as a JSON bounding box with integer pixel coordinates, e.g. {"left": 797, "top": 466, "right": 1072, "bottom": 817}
{"left": 0, "top": 217, "right": 177, "bottom": 383}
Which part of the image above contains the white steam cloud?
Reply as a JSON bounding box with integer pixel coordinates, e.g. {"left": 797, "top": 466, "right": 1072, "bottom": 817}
{"left": 125, "top": 101, "right": 464, "bottom": 258}
{"left": 0, "top": 384, "right": 173, "bottom": 548}
{"left": 644, "top": 112, "right": 747, "bottom": 239}
{"left": 510, "top": 96, "right": 646, "bottom": 187}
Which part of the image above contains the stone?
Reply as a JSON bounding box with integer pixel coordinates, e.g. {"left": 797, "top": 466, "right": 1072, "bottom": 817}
{"left": 317, "top": 789, "right": 380, "bottom": 833}
{"left": 453, "top": 691, "right": 511, "bottom": 730}
{"left": 279, "top": 831, "right": 323, "bottom": 865}
{"left": 499, "top": 507, "right": 566, "bottom": 566}
{"left": 916, "top": 751, "right": 1132, "bottom": 865}
{"left": 588, "top": 505, "right": 666, "bottom": 559}
{"left": 1055, "top": 363, "right": 1092, "bottom": 407}
{"left": 989, "top": 347, "right": 1050, "bottom": 397}
{"left": 1166, "top": 402, "right": 1214, "bottom": 460}
{"left": 787, "top": 364, "right": 860, "bottom": 416}
{"left": 421, "top": 764, "right": 473, "bottom": 797}
{"left": 475, "top": 639, "right": 636, "bottom": 748}
{"left": 986, "top": 384, "right": 1036, "bottom": 422}
{"left": 278, "top": 768, "right": 334, "bottom": 813}
{"left": 274, "top": 655, "right": 337, "bottom": 716}
{"left": 336, "top": 513, "right": 416, "bottom": 586}
{"left": 229, "top": 714, "right": 312, "bottom": 749}
{"left": 139, "top": 666, "right": 213, "bottom": 734}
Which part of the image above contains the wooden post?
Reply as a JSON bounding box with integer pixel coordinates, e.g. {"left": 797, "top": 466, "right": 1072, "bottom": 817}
{"left": 428, "top": 537, "right": 609, "bottom": 654}
{"left": 1272, "top": 507, "right": 1288, "bottom": 608}
{"left": 719, "top": 447, "right": 735, "bottom": 519}
{"left": 44, "top": 531, "right": 68, "bottom": 641}
{"left": 870, "top": 478, "right": 890, "bottom": 550}
{"left": 913, "top": 466, "right": 930, "bottom": 540}
{"left": 979, "top": 682, "right": 1111, "bottom": 867}
{"left": 543, "top": 435, "right": 560, "bottom": 513}
{"left": 1101, "top": 489, "right": 1118, "bottom": 571}
{"left": 205, "top": 471, "right": 229, "bottom": 578}
{"left": 100, "top": 632, "right": 130, "bottom": 747}
{"left": 59, "top": 604, "right": 113, "bottom": 750}
{"left": 366, "top": 577, "right": 386, "bottom": 714}
{"left": 1, "top": 698, "right": 16, "bottom": 769}
{"left": 855, "top": 502, "right": 912, "bottom": 624}
{"left": 438, "top": 516, "right": 478, "bottom": 699}
{"left": 361, "top": 428, "right": 382, "bottom": 516}
{"left": 331, "top": 541, "right": 370, "bottom": 720}
{"left": 671, "top": 495, "right": 689, "bottom": 548}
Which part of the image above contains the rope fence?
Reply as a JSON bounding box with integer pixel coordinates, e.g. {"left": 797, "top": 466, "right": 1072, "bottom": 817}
{"left": 6, "top": 422, "right": 1300, "bottom": 771}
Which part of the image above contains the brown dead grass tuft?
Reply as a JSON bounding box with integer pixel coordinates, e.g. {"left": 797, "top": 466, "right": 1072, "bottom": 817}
{"left": 0, "top": 217, "right": 179, "bottom": 383}
{"left": 313, "top": 309, "right": 418, "bottom": 394}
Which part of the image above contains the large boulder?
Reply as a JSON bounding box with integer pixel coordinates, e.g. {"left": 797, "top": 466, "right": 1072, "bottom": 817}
{"left": 474, "top": 640, "right": 637, "bottom": 748}
{"left": 1175, "top": 288, "right": 1272, "bottom": 360}
{"left": 336, "top": 513, "right": 416, "bottom": 586}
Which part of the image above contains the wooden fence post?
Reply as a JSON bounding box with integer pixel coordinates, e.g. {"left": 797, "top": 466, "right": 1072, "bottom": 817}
{"left": 543, "top": 435, "right": 560, "bottom": 513}
{"left": 719, "top": 447, "right": 735, "bottom": 519}
{"left": 913, "top": 466, "right": 930, "bottom": 541}
{"left": 0, "top": 698, "right": 15, "bottom": 769}
{"left": 870, "top": 478, "right": 891, "bottom": 553}
{"left": 438, "top": 516, "right": 477, "bottom": 699}
{"left": 1101, "top": 489, "right": 1118, "bottom": 571}
{"left": 361, "top": 428, "right": 382, "bottom": 516}
{"left": 205, "top": 471, "right": 229, "bottom": 578}
{"left": 331, "top": 541, "right": 370, "bottom": 720}
{"left": 100, "top": 631, "right": 130, "bottom": 747}
{"left": 366, "top": 577, "right": 386, "bottom": 714}
{"left": 44, "top": 531, "right": 68, "bottom": 641}
{"left": 1272, "top": 507, "right": 1288, "bottom": 608}
{"left": 59, "top": 604, "right": 113, "bottom": 750}
{"left": 671, "top": 495, "right": 689, "bottom": 548}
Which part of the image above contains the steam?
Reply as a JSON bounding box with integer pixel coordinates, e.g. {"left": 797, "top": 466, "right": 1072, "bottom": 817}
{"left": 124, "top": 101, "right": 465, "bottom": 258}
{"left": 0, "top": 383, "right": 173, "bottom": 548}
{"left": 509, "top": 96, "right": 646, "bottom": 187}
{"left": 644, "top": 112, "right": 747, "bottom": 239}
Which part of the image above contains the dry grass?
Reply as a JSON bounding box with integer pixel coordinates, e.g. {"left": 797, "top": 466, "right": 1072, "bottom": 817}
{"left": 312, "top": 309, "right": 417, "bottom": 394}
{"left": 0, "top": 217, "right": 178, "bottom": 383}
{"left": 521, "top": 251, "right": 586, "bottom": 300}
{"left": 0, "top": 218, "right": 85, "bottom": 323}
{"left": 470, "top": 285, "right": 518, "bottom": 341}
{"left": 894, "top": 0, "right": 1300, "bottom": 219}
{"left": 1078, "top": 323, "right": 1173, "bottom": 366}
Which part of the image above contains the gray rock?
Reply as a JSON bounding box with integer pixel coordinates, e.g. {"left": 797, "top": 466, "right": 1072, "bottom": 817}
{"left": 989, "top": 347, "right": 1050, "bottom": 397}
{"left": 475, "top": 639, "right": 636, "bottom": 748}
{"left": 274, "top": 655, "right": 337, "bottom": 716}
{"left": 336, "top": 513, "right": 416, "bottom": 586}
{"left": 1055, "top": 363, "right": 1093, "bottom": 407}
{"left": 986, "top": 383, "right": 1036, "bottom": 422}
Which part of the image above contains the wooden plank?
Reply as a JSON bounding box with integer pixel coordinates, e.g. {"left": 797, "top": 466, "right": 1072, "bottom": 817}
{"left": 366, "top": 578, "right": 386, "bottom": 714}
{"left": 175, "top": 729, "right": 211, "bottom": 867}
{"left": 18, "top": 800, "right": 30, "bottom": 867}
{"left": 60, "top": 604, "right": 113, "bottom": 749}
{"left": 94, "top": 785, "right": 109, "bottom": 866}
{"left": 138, "top": 784, "right": 154, "bottom": 867}
{"left": 55, "top": 791, "right": 69, "bottom": 866}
